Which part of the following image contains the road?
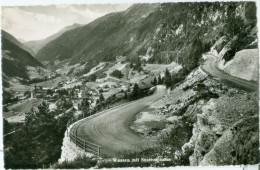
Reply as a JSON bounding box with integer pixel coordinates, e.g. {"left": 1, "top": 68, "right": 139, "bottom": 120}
{"left": 71, "top": 54, "right": 257, "bottom": 157}
{"left": 201, "top": 54, "right": 258, "bottom": 92}
{"left": 71, "top": 86, "right": 167, "bottom": 157}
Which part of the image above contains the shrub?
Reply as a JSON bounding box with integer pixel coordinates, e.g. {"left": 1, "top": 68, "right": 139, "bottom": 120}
{"left": 3, "top": 90, "right": 18, "bottom": 104}
{"left": 24, "top": 91, "right": 31, "bottom": 97}
{"left": 52, "top": 156, "right": 97, "bottom": 169}
{"left": 4, "top": 102, "right": 73, "bottom": 169}
{"left": 110, "top": 70, "right": 124, "bottom": 79}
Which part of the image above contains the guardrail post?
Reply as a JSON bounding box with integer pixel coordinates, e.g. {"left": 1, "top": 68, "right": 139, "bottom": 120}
{"left": 98, "top": 146, "right": 100, "bottom": 157}
{"left": 66, "top": 108, "right": 104, "bottom": 158}
{"left": 66, "top": 123, "right": 68, "bottom": 136}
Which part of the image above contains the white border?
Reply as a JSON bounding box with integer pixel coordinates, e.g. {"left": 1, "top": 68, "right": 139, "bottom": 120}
{"left": 0, "top": 0, "right": 259, "bottom": 170}
{"left": 0, "top": 0, "right": 258, "bottom": 6}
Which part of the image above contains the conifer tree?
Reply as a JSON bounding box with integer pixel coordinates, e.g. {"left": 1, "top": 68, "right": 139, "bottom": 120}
{"left": 131, "top": 84, "right": 140, "bottom": 100}
{"left": 158, "top": 74, "right": 162, "bottom": 84}
{"left": 99, "top": 93, "right": 105, "bottom": 101}
{"left": 154, "top": 77, "right": 157, "bottom": 85}
{"left": 164, "top": 68, "right": 172, "bottom": 88}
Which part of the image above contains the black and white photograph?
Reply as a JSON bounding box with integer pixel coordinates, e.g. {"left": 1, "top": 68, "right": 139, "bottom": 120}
{"left": 1, "top": 0, "right": 259, "bottom": 169}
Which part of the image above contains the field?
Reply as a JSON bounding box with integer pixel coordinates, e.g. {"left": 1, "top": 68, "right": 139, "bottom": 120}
{"left": 103, "top": 88, "right": 122, "bottom": 99}
{"left": 6, "top": 84, "right": 32, "bottom": 93}
{"left": 3, "top": 98, "right": 44, "bottom": 122}
{"left": 36, "top": 76, "right": 70, "bottom": 88}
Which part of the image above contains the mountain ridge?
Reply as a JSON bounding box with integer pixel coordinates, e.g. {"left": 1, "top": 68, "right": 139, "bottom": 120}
{"left": 35, "top": 2, "right": 257, "bottom": 77}
{"left": 2, "top": 30, "right": 47, "bottom": 87}
{"left": 2, "top": 30, "right": 35, "bottom": 56}
{"left": 24, "top": 23, "right": 82, "bottom": 55}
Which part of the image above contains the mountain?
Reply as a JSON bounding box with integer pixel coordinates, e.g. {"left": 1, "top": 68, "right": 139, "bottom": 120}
{"left": 36, "top": 2, "right": 257, "bottom": 76}
{"left": 24, "top": 23, "right": 82, "bottom": 55}
{"left": 2, "top": 30, "right": 35, "bottom": 56}
{"left": 35, "top": 3, "right": 159, "bottom": 69}
{"left": 1, "top": 30, "right": 46, "bottom": 87}
{"left": 18, "top": 38, "right": 26, "bottom": 43}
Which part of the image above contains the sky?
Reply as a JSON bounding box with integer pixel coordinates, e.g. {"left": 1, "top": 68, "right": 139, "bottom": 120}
{"left": 1, "top": 4, "right": 132, "bottom": 41}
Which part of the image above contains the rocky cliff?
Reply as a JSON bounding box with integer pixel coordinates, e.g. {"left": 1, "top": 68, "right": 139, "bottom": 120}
{"left": 144, "top": 66, "right": 259, "bottom": 165}
{"left": 218, "top": 49, "right": 258, "bottom": 81}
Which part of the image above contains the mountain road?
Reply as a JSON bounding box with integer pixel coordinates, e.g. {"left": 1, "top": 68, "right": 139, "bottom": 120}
{"left": 70, "top": 54, "right": 258, "bottom": 157}
{"left": 71, "top": 85, "right": 167, "bottom": 157}
{"left": 201, "top": 54, "right": 258, "bottom": 92}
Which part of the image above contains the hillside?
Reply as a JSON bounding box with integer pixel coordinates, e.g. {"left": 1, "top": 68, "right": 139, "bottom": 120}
{"left": 35, "top": 4, "right": 159, "bottom": 70}
{"left": 25, "top": 23, "right": 82, "bottom": 55}
{"left": 2, "top": 30, "right": 35, "bottom": 56}
{"left": 36, "top": 2, "right": 257, "bottom": 77}
{"left": 138, "top": 67, "right": 258, "bottom": 166}
{"left": 2, "top": 31, "right": 47, "bottom": 87}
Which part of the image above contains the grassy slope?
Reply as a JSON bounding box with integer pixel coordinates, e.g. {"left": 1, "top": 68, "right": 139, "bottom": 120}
{"left": 24, "top": 23, "right": 82, "bottom": 54}
{"left": 2, "top": 31, "right": 45, "bottom": 86}
{"left": 35, "top": 4, "right": 159, "bottom": 67}
{"left": 2, "top": 30, "right": 35, "bottom": 56}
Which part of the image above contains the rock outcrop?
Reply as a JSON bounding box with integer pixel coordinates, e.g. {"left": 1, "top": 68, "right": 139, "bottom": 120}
{"left": 186, "top": 92, "right": 259, "bottom": 165}
{"left": 219, "top": 49, "right": 259, "bottom": 82}
{"left": 153, "top": 66, "right": 258, "bottom": 165}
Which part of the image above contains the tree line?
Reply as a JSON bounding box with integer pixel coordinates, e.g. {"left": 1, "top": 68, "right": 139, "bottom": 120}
{"left": 151, "top": 68, "right": 189, "bottom": 88}
{"left": 4, "top": 102, "right": 73, "bottom": 169}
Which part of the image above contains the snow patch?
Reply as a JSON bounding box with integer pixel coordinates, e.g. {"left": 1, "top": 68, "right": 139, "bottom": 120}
{"left": 139, "top": 47, "right": 154, "bottom": 61}
{"left": 154, "top": 25, "right": 162, "bottom": 39}
{"left": 175, "top": 24, "right": 183, "bottom": 35}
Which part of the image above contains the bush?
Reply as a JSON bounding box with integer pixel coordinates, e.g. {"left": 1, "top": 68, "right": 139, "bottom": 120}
{"left": 24, "top": 91, "right": 31, "bottom": 97}
{"left": 85, "top": 74, "right": 97, "bottom": 82}
{"left": 56, "top": 97, "right": 73, "bottom": 111}
{"left": 110, "top": 70, "right": 124, "bottom": 79}
{"left": 4, "top": 102, "right": 73, "bottom": 169}
{"left": 3, "top": 90, "right": 18, "bottom": 105}
{"left": 52, "top": 156, "right": 97, "bottom": 169}
{"left": 27, "top": 77, "right": 46, "bottom": 84}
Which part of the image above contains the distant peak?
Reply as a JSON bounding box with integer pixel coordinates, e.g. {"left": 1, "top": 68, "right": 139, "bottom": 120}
{"left": 67, "top": 23, "right": 82, "bottom": 28}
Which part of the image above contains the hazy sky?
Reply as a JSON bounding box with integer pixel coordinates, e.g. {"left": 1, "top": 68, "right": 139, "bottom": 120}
{"left": 2, "top": 4, "right": 132, "bottom": 41}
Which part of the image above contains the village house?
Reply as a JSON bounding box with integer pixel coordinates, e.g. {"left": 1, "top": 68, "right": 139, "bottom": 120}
{"left": 78, "top": 83, "right": 91, "bottom": 98}
{"left": 31, "top": 85, "right": 48, "bottom": 98}
{"left": 78, "top": 90, "right": 90, "bottom": 98}
{"left": 72, "top": 100, "right": 81, "bottom": 110}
